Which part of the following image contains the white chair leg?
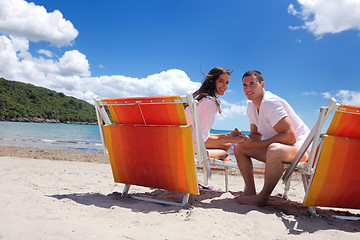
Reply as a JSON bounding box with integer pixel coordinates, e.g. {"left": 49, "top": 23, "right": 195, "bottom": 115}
{"left": 283, "top": 173, "right": 292, "bottom": 199}
{"left": 224, "top": 167, "right": 229, "bottom": 192}
{"left": 308, "top": 206, "right": 317, "bottom": 215}
{"left": 122, "top": 184, "right": 131, "bottom": 197}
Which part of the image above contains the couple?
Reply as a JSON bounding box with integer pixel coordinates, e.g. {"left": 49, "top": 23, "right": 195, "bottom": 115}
{"left": 185, "top": 67, "right": 310, "bottom": 206}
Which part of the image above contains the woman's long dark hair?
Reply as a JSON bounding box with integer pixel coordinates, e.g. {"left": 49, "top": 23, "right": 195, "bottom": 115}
{"left": 192, "top": 67, "right": 232, "bottom": 114}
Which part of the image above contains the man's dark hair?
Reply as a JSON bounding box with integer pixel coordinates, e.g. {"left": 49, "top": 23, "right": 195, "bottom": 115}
{"left": 242, "top": 70, "right": 263, "bottom": 83}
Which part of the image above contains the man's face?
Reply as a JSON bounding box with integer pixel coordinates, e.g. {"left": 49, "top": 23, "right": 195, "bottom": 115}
{"left": 242, "top": 75, "right": 264, "bottom": 101}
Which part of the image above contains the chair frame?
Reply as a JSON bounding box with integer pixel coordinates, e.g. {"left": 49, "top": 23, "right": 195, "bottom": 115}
{"left": 282, "top": 98, "right": 339, "bottom": 199}
{"left": 282, "top": 98, "right": 360, "bottom": 219}
{"left": 184, "top": 93, "right": 238, "bottom": 192}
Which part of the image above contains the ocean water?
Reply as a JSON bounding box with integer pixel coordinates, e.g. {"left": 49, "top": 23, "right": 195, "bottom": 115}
{"left": 0, "top": 121, "right": 103, "bottom": 152}
{"left": 0, "top": 121, "right": 249, "bottom": 153}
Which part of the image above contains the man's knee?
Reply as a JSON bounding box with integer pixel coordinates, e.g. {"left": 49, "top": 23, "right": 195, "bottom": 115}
{"left": 234, "top": 143, "right": 245, "bottom": 155}
{"left": 266, "top": 143, "right": 297, "bottom": 163}
{"left": 267, "top": 143, "right": 282, "bottom": 155}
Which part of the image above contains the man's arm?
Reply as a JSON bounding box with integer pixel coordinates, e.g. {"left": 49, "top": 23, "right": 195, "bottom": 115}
{"left": 248, "top": 124, "right": 263, "bottom": 141}
{"left": 243, "top": 117, "right": 296, "bottom": 149}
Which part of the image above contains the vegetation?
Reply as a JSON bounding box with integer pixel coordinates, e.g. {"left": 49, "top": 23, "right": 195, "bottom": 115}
{"left": 0, "top": 78, "right": 97, "bottom": 123}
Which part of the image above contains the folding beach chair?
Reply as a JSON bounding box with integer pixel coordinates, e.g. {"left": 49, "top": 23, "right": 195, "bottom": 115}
{"left": 94, "top": 93, "right": 202, "bottom": 206}
{"left": 94, "top": 92, "right": 238, "bottom": 206}
{"left": 282, "top": 98, "right": 360, "bottom": 218}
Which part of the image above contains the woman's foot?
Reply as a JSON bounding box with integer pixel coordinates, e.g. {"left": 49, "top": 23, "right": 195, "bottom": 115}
{"left": 198, "top": 184, "right": 215, "bottom": 191}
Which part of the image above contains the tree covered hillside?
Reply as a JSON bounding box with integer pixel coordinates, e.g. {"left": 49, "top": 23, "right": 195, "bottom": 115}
{"left": 0, "top": 78, "right": 97, "bottom": 123}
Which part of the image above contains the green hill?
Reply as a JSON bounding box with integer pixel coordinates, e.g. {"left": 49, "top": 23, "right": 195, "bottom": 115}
{"left": 0, "top": 78, "right": 97, "bottom": 124}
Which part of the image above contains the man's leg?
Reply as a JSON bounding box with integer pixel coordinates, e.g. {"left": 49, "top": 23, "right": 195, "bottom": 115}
{"left": 234, "top": 143, "right": 267, "bottom": 196}
{"left": 236, "top": 143, "right": 300, "bottom": 206}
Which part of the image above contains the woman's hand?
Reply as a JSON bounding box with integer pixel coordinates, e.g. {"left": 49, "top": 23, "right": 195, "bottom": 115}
{"left": 234, "top": 134, "right": 249, "bottom": 143}
{"left": 227, "top": 128, "right": 248, "bottom": 139}
{"left": 227, "top": 128, "right": 241, "bottom": 137}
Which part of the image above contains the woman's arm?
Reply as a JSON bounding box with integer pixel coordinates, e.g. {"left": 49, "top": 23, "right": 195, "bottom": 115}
{"left": 207, "top": 129, "right": 248, "bottom": 145}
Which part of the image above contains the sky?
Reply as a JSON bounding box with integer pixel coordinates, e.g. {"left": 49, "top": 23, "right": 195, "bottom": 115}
{"left": 0, "top": 0, "right": 360, "bottom": 131}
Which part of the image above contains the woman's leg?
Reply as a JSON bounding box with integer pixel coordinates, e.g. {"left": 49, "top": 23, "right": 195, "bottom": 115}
{"left": 204, "top": 137, "right": 232, "bottom": 160}
{"left": 205, "top": 138, "right": 231, "bottom": 152}
{"left": 206, "top": 149, "right": 229, "bottom": 160}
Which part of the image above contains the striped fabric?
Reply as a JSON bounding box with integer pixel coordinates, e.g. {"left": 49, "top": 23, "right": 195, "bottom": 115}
{"left": 101, "top": 95, "right": 199, "bottom": 195}
{"left": 304, "top": 103, "right": 360, "bottom": 209}
{"left": 102, "top": 95, "right": 187, "bottom": 125}
{"left": 304, "top": 136, "right": 360, "bottom": 208}
{"left": 326, "top": 103, "right": 360, "bottom": 139}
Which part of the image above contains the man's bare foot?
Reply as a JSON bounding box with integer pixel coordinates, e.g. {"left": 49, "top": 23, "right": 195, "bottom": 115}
{"left": 235, "top": 194, "right": 269, "bottom": 207}
{"left": 236, "top": 191, "right": 256, "bottom": 197}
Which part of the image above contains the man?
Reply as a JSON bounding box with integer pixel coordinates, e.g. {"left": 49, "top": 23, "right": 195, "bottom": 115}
{"left": 234, "top": 70, "right": 310, "bottom": 206}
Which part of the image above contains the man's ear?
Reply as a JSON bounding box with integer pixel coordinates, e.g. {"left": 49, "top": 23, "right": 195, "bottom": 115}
{"left": 261, "top": 81, "right": 265, "bottom": 88}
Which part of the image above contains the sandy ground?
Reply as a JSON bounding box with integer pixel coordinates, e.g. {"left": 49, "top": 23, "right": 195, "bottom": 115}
{"left": 0, "top": 146, "right": 359, "bottom": 239}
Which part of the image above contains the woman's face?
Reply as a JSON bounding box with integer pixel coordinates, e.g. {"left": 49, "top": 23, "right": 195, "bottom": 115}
{"left": 214, "top": 73, "right": 229, "bottom": 96}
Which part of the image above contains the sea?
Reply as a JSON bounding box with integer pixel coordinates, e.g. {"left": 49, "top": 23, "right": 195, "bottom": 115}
{"left": 0, "top": 121, "right": 250, "bottom": 153}
{"left": 0, "top": 121, "right": 103, "bottom": 152}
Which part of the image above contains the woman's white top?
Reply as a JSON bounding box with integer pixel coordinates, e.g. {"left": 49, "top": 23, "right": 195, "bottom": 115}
{"left": 185, "top": 96, "right": 218, "bottom": 145}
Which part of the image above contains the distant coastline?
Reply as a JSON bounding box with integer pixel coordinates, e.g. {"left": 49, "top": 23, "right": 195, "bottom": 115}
{"left": 0, "top": 78, "right": 98, "bottom": 124}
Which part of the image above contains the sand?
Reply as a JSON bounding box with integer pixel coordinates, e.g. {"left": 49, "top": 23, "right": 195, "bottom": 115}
{"left": 0, "top": 146, "right": 359, "bottom": 239}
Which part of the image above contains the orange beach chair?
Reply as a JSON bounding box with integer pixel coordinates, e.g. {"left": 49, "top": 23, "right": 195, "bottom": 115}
{"left": 94, "top": 92, "right": 238, "bottom": 206}
{"left": 94, "top": 93, "right": 200, "bottom": 206}
{"left": 283, "top": 98, "right": 360, "bottom": 218}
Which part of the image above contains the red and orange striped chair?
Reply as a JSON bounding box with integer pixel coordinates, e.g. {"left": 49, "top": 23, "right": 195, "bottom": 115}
{"left": 283, "top": 98, "right": 360, "bottom": 218}
{"left": 94, "top": 93, "right": 201, "bottom": 206}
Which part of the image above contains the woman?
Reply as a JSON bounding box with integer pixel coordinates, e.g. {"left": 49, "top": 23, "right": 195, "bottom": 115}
{"left": 185, "top": 67, "right": 247, "bottom": 160}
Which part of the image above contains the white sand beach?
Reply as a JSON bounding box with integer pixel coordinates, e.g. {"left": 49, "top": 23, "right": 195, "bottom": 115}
{"left": 0, "top": 146, "right": 359, "bottom": 239}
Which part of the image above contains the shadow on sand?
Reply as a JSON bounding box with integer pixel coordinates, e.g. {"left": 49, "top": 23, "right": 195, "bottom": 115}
{"left": 48, "top": 188, "right": 360, "bottom": 235}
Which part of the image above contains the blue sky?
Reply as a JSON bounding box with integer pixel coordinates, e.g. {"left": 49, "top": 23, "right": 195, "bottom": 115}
{"left": 0, "top": 0, "right": 360, "bottom": 131}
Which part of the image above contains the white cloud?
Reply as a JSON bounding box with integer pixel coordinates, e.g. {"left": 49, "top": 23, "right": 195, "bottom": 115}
{"left": 217, "top": 100, "right": 247, "bottom": 120}
{"left": 335, "top": 90, "right": 360, "bottom": 105}
{"left": 0, "top": 35, "right": 22, "bottom": 78}
{"left": 288, "top": 0, "right": 360, "bottom": 38}
{"left": 0, "top": 35, "right": 90, "bottom": 84}
{"left": 82, "top": 69, "right": 200, "bottom": 101}
{"left": 0, "top": 0, "right": 78, "bottom": 46}
{"left": 322, "top": 90, "right": 360, "bottom": 105}
{"left": 0, "top": 34, "right": 200, "bottom": 102}
{"left": 321, "top": 91, "right": 331, "bottom": 99}
{"left": 37, "top": 49, "right": 54, "bottom": 58}
{"left": 302, "top": 91, "right": 317, "bottom": 96}
{"left": 288, "top": 3, "right": 299, "bottom": 15}
{"left": 57, "top": 50, "right": 90, "bottom": 77}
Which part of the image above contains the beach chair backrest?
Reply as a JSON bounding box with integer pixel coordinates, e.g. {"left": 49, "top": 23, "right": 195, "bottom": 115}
{"left": 101, "top": 96, "right": 187, "bottom": 126}
{"left": 304, "top": 102, "right": 360, "bottom": 209}
{"left": 326, "top": 103, "right": 360, "bottom": 139}
{"left": 95, "top": 94, "right": 200, "bottom": 199}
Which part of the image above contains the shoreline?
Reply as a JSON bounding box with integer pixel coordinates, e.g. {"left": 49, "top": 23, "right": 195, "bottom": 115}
{"left": 0, "top": 145, "right": 108, "bottom": 163}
